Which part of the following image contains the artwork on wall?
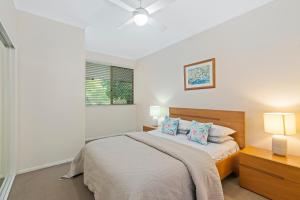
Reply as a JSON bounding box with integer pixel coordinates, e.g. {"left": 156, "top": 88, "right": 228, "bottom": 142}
{"left": 184, "top": 58, "right": 216, "bottom": 90}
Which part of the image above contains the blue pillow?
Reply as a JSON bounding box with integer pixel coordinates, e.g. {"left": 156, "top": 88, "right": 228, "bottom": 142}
{"left": 161, "top": 116, "right": 179, "bottom": 136}
{"left": 187, "top": 121, "right": 212, "bottom": 145}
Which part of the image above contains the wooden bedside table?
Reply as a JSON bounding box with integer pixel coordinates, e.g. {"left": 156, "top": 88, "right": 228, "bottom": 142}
{"left": 239, "top": 146, "right": 300, "bottom": 200}
{"left": 142, "top": 125, "right": 157, "bottom": 132}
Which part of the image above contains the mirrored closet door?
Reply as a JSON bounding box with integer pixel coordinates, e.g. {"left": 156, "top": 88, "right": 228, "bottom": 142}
{"left": 0, "top": 34, "right": 7, "bottom": 189}
{"left": 0, "top": 22, "right": 16, "bottom": 199}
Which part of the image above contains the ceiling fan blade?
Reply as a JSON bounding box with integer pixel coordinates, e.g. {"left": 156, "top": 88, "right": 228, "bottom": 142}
{"left": 148, "top": 18, "right": 166, "bottom": 31}
{"left": 108, "top": 0, "right": 135, "bottom": 12}
{"left": 146, "top": 0, "right": 175, "bottom": 15}
{"left": 117, "top": 17, "right": 134, "bottom": 29}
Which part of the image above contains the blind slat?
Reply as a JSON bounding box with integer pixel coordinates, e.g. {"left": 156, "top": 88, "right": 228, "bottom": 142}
{"left": 85, "top": 62, "right": 133, "bottom": 105}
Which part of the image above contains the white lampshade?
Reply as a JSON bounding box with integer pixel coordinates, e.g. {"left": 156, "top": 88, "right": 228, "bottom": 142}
{"left": 150, "top": 106, "right": 161, "bottom": 118}
{"left": 264, "top": 113, "right": 296, "bottom": 135}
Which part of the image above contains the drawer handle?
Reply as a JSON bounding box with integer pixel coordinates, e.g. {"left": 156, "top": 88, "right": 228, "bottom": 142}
{"left": 241, "top": 164, "right": 284, "bottom": 180}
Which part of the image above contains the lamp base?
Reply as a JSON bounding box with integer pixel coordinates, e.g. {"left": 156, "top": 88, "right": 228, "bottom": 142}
{"left": 272, "top": 135, "right": 287, "bottom": 156}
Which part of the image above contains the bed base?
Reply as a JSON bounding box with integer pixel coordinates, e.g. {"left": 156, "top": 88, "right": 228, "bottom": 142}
{"left": 216, "top": 151, "right": 239, "bottom": 180}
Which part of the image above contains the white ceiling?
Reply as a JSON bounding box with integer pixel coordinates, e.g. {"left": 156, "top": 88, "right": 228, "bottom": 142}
{"left": 14, "top": 0, "right": 273, "bottom": 59}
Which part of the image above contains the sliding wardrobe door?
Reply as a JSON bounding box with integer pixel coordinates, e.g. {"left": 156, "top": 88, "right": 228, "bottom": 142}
{"left": 0, "top": 22, "right": 16, "bottom": 199}
{"left": 0, "top": 38, "right": 6, "bottom": 188}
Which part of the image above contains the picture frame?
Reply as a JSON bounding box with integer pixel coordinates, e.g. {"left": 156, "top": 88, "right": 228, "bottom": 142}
{"left": 184, "top": 58, "right": 216, "bottom": 90}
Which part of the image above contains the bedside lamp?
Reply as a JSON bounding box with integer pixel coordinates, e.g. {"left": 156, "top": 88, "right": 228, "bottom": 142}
{"left": 264, "top": 113, "right": 296, "bottom": 156}
{"left": 150, "top": 106, "right": 161, "bottom": 126}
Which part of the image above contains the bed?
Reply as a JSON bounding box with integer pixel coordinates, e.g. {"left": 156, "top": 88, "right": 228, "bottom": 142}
{"left": 65, "top": 107, "right": 245, "bottom": 200}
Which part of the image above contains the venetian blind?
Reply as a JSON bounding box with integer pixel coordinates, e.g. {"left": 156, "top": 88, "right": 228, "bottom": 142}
{"left": 85, "top": 62, "right": 134, "bottom": 105}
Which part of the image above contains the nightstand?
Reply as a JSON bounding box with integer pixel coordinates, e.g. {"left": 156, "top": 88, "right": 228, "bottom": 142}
{"left": 239, "top": 146, "right": 300, "bottom": 200}
{"left": 142, "top": 125, "right": 157, "bottom": 132}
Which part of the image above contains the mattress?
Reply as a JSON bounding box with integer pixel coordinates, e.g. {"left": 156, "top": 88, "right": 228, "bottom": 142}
{"left": 148, "top": 130, "right": 239, "bottom": 161}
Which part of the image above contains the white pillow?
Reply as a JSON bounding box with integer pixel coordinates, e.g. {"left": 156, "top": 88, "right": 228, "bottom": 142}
{"left": 208, "top": 136, "right": 233, "bottom": 144}
{"left": 209, "top": 125, "right": 236, "bottom": 137}
{"left": 177, "top": 129, "right": 189, "bottom": 135}
{"left": 178, "top": 119, "right": 192, "bottom": 131}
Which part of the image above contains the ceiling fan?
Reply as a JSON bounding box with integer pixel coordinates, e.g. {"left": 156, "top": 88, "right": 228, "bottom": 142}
{"left": 108, "top": 0, "right": 175, "bottom": 30}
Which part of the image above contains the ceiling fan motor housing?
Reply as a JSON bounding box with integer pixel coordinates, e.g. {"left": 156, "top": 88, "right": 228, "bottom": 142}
{"left": 133, "top": 8, "right": 149, "bottom": 17}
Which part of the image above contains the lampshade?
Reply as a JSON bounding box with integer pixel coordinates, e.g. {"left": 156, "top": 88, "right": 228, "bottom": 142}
{"left": 150, "top": 106, "right": 161, "bottom": 118}
{"left": 264, "top": 113, "right": 296, "bottom": 135}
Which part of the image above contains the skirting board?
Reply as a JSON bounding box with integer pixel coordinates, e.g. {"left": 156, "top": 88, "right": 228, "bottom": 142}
{"left": 17, "top": 158, "right": 73, "bottom": 175}
{"left": 0, "top": 175, "right": 15, "bottom": 200}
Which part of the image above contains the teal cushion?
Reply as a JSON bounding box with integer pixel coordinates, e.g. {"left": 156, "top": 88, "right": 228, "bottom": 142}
{"left": 188, "top": 121, "right": 212, "bottom": 145}
{"left": 161, "top": 116, "right": 179, "bottom": 135}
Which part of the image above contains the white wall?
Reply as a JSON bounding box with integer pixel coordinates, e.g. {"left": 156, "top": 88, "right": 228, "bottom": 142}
{"left": 17, "top": 11, "right": 86, "bottom": 172}
{"left": 85, "top": 51, "right": 137, "bottom": 140}
{"left": 136, "top": 0, "right": 300, "bottom": 156}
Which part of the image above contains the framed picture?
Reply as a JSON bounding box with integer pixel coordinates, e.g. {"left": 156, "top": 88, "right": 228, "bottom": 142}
{"left": 184, "top": 58, "right": 216, "bottom": 90}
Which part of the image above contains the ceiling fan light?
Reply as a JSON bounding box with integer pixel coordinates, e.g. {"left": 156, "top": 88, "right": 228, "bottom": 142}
{"left": 134, "top": 13, "right": 148, "bottom": 26}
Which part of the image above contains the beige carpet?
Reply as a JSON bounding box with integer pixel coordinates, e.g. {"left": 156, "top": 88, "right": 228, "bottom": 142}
{"left": 9, "top": 163, "right": 266, "bottom": 200}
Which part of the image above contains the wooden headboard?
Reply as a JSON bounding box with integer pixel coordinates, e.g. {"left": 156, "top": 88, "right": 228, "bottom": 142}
{"left": 169, "top": 107, "right": 245, "bottom": 149}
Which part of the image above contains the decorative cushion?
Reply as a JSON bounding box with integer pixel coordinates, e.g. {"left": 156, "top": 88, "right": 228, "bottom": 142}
{"left": 208, "top": 136, "right": 234, "bottom": 144}
{"left": 187, "top": 121, "right": 212, "bottom": 145}
{"left": 161, "top": 116, "right": 179, "bottom": 135}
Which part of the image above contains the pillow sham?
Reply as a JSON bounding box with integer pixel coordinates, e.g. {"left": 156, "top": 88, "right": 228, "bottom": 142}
{"left": 187, "top": 121, "right": 212, "bottom": 145}
{"left": 161, "top": 116, "right": 179, "bottom": 136}
{"left": 209, "top": 124, "right": 236, "bottom": 137}
{"left": 177, "top": 119, "right": 192, "bottom": 134}
{"left": 177, "top": 129, "right": 189, "bottom": 135}
{"left": 178, "top": 119, "right": 192, "bottom": 130}
{"left": 208, "top": 136, "right": 234, "bottom": 144}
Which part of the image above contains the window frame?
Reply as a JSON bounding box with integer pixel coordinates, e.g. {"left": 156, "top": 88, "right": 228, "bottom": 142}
{"left": 85, "top": 61, "right": 134, "bottom": 106}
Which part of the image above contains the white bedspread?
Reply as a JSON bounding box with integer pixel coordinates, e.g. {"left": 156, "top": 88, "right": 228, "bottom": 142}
{"left": 65, "top": 132, "right": 224, "bottom": 200}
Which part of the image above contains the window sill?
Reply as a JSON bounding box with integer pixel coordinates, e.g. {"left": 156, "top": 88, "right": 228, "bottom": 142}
{"left": 86, "top": 104, "right": 136, "bottom": 107}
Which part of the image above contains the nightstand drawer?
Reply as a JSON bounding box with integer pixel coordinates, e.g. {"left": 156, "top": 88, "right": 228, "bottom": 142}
{"left": 240, "top": 153, "right": 300, "bottom": 184}
{"left": 240, "top": 165, "right": 300, "bottom": 200}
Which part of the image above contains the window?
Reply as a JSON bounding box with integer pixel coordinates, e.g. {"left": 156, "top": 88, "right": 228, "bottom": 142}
{"left": 85, "top": 62, "right": 134, "bottom": 105}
